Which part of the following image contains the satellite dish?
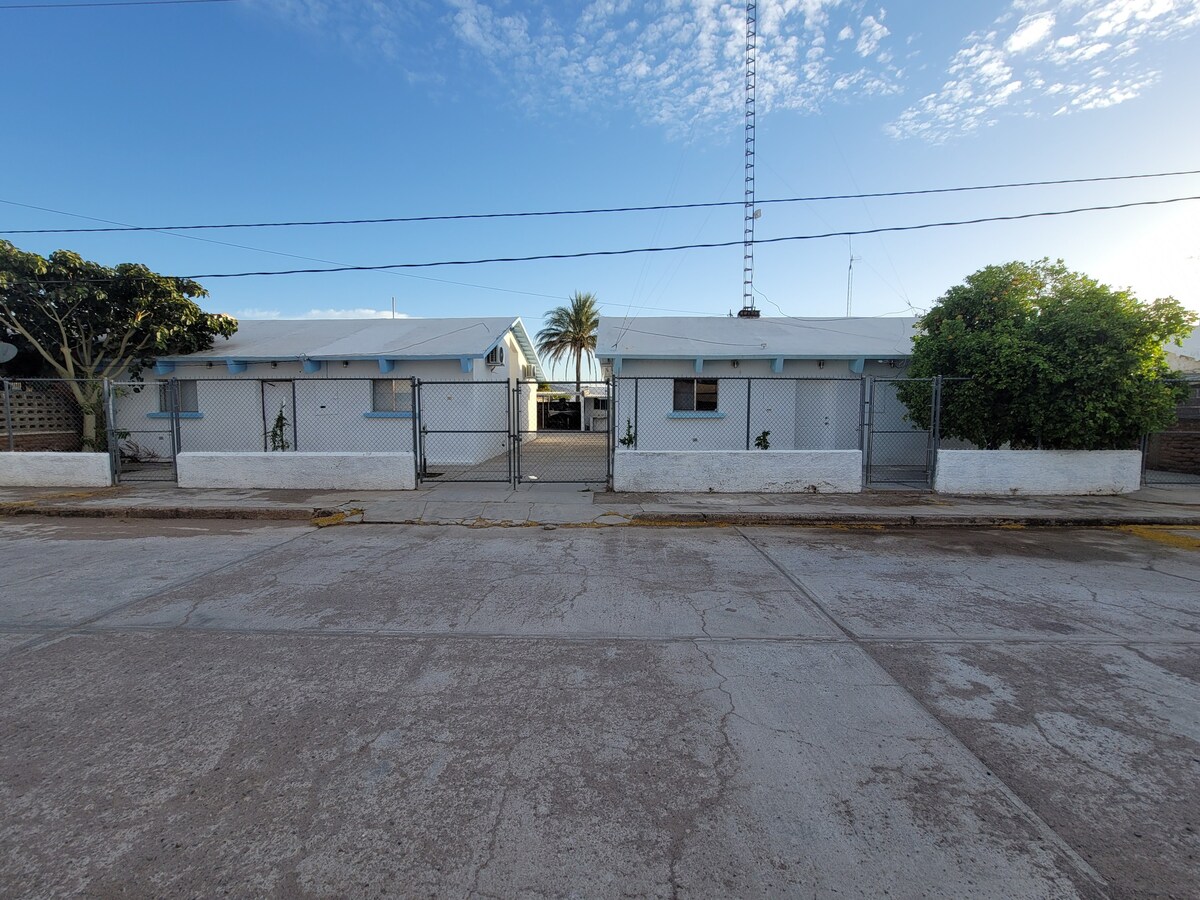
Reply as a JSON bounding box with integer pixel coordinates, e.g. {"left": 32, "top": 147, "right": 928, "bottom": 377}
{"left": 0, "top": 342, "right": 17, "bottom": 364}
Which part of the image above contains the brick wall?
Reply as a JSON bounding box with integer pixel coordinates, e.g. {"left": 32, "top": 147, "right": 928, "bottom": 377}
{"left": 5, "top": 431, "right": 84, "bottom": 453}
{"left": 2, "top": 382, "right": 87, "bottom": 452}
{"left": 1145, "top": 382, "right": 1200, "bottom": 475}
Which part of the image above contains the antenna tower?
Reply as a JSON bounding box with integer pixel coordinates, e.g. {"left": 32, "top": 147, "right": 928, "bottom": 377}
{"left": 737, "top": 1, "right": 760, "bottom": 318}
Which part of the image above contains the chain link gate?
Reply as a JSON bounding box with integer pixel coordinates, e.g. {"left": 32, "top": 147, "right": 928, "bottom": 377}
{"left": 107, "top": 378, "right": 179, "bottom": 482}
{"left": 513, "top": 380, "right": 611, "bottom": 484}
{"left": 415, "top": 380, "right": 513, "bottom": 483}
{"left": 864, "top": 376, "right": 938, "bottom": 489}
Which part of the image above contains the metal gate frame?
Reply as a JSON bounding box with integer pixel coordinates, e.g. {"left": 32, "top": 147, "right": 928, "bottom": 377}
{"left": 512, "top": 379, "right": 613, "bottom": 485}
{"left": 864, "top": 375, "right": 939, "bottom": 490}
{"left": 414, "top": 380, "right": 513, "bottom": 484}
{"left": 107, "top": 377, "right": 180, "bottom": 483}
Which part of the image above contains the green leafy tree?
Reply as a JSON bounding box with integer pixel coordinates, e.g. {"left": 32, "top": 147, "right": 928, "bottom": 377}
{"left": 536, "top": 291, "right": 600, "bottom": 396}
{"left": 0, "top": 240, "right": 237, "bottom": 448}
{"left": 898, "top": 260, "right": 1195, "bottom": 450}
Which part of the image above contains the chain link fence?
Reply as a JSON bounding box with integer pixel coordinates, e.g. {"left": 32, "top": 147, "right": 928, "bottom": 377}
{"left": 11, "top": 372, "right": 1199, "bottom": 491}
{"left": 613, "top": 376, "right": 864, "bottom": 452}
{"left": 1142, "top": 378, "right": 1200, "bottom": 485}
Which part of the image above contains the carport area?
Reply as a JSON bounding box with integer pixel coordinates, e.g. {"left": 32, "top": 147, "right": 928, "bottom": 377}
{"left": 0, "top": 519, "right": 1196, "bottom": 897}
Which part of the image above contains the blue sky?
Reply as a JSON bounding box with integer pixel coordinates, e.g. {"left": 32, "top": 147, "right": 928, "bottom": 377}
{"left": 4, "top": 0, "right": 1200, "bottom": 349}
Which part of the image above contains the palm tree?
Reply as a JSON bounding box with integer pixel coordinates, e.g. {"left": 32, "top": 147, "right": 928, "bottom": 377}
{"left": 536, "top": 291, "right": 600, "bottom": 395}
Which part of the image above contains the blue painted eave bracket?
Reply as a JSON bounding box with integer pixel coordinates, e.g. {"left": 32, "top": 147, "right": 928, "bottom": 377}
{"left": 226, "top": 359, "right": 248, "bottom": 374}
{"left": 771, "top": 357, "right": 785, "bottom": 374}
{"left": 694, "top": 357, "right": 704, "bottom": 374}
{"left": 301, "top": 359, "right": 322, "bottom": 374}
{"left": 378, "top": 358, "right": 395, "bottom": 374}
{"left": 610, "top": 356, "right": 622, "bottom": 375}
{"left": 459, "top": 357, "right": 474, "bottom": 374}
{"left": 153, "top": 361, "right": 175, "bottom": 375}
{"left": 849, "top": 357, "right": 865, "bottom": 374}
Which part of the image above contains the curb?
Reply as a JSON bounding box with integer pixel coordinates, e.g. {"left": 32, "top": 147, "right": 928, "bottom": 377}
{"left": 628, "top": 512, "right": 1200, "bottom": 527}
{"left": 2, "top": 502, "right": 1198, "bottom": 528}
{"left": 0, "top": 503, "right": 331, "bottom": 522}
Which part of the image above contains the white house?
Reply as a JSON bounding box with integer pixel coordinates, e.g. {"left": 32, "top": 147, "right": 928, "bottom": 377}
{"left": 598, "top": 315, "right": 918, "bottom": 454}
{"left": 114, "top": 317, "right": 546, "bottom": 466}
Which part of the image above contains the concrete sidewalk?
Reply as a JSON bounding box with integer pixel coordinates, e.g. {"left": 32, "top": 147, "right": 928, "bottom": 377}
{"left": 2, "top": 480, "right": 1199, "bottom": 527}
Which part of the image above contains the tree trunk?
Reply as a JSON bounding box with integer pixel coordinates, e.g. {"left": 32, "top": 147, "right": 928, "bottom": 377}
{"left": 77, "top": 382, "right": 104, "bottom": 451}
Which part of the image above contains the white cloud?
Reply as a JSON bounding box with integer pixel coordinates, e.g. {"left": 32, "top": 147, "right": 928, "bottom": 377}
{"left": 1005, "top": 12, "right": 1055, "bottom": 53}
{"left": 263, "top": 1, "right": 903, "bottom": 134}
{"left": 232, "top": 307, "right": 282, "bottom": 320}
{"left": 888, "top": 0, "right": 1200, "bottom": 141}
{"left": 301, "top": 308, "right": 409, "bottom": 319}
{"left": 233, "top": 307, "right": 408, "bottom": 320}
{"left": 856, "top": 15, "right": 890, "bottom": 57}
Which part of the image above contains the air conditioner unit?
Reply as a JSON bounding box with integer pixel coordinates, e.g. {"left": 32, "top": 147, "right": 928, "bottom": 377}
{"left": 486, "top": 345, "right": 505, "bottom": 368}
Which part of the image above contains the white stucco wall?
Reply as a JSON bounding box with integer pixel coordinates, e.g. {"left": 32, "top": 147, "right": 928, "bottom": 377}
{"left": 611, "top": 375, "right": 863, "bottom": 453}
{"left": 613, "top": 450, "right": 862, "bottom": 493}
{"left": 934, "top": 450, "right": 1143, "bottom": 495}
{"left": 176, "top": 452, "right": 417, "bottom": 490}
{"left": 0, "top": 453, "right": 112, "bottom": 487}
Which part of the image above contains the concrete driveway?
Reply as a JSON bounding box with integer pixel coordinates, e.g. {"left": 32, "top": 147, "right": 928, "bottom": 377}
{"left": 0, "top": 519, "right": 1196, "bottom": 897}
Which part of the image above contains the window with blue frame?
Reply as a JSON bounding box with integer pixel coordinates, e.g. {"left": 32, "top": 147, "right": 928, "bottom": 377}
{"left": 371, "top": 379, "right": 412, "bottom": 413}
{"left": 672, "top": 378, "right": 718, "bottom": 412}
{"left": 158, "top": 380, "right": 198, "bottom": 413}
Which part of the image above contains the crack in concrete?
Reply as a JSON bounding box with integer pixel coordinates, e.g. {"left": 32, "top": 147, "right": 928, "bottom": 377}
{"left": 733, "top": 527, "right": 1113, "bottom": 898}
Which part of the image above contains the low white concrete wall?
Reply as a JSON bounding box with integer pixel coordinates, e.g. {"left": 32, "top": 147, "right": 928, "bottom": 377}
{"left": 0, "top": 453, "right": 112, "bottom": 487}
{"left": 614, "top": 450, "right": 862, "bottom": 493}
{"left": 177, "top": 452, "right": 417, "bottom": 490}
{"left": 934, "top": 449, "right": 1143, "bottom": 495}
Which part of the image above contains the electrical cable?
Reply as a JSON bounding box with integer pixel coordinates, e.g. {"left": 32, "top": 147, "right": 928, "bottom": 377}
{"left": 4, "top": 194, "right": 1198, "bottom": 285}
{"left": 0, "top": 0, "right": 235, "bottom": 8}
{"left": 3, "top": 168, "right": 1198, "bottom": 234}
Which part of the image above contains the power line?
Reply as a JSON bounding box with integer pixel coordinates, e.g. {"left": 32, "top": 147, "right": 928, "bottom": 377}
{"left": 0, "top": 0, "right": 234, "bottom": 8}
{"left": 181, "top": 195, "right": 1200, "bottom": 278}
{"left": 3, "top": 168, "right": 1199, "bottom": 234}
{"left": 4, "top": 194, "right": 1198, "bottom": 285}
{"left": 0, "top": 195, "right": 573, "bottom": 303}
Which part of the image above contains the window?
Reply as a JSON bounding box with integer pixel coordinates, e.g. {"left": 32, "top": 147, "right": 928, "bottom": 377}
{"left": 158, "top": 380, "right": 198, "bottom": 413}
{"left": 673, "top": 378, "right": 718, "bottom": 412}
{"left": 372, "top": 379, "right": 412, "bottom": 413}
{"left": 591, "top": 398, "right": 608, "bottom": 411}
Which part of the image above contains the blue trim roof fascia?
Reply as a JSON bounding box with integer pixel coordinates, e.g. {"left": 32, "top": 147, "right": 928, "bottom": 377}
{"left": 509, "top": 317, "right": 548, "bottom": 382}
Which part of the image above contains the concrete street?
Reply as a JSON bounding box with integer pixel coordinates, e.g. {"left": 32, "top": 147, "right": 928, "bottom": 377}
{"left": 1, "top": 519, "right": 1197, "bottom": 897}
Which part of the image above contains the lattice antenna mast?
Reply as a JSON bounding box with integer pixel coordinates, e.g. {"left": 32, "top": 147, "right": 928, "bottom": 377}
{"left": 737, "top": 1, "right": 761, "bottom": 318}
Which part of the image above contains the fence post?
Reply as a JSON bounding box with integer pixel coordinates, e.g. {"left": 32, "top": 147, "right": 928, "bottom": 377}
{"left": 510, "top": 381, "right": 519, "bottom": 488}
{"left": 745, "top": 379, "right": 752, "bottom": 450}
{"left": 2, "top": 379, "right": 13, "bottom": 452}
{"left": 410, "top": 377, "right": 421, "bottom": 486}
{"left": 862, "top": 376, "right": 874, "bottom": 487}
{"left": 928, "top": 376, "right": 943, "bottom": 489}
{"left": 169, "top": 377, "right": 181, "bottom": 481}
{"left": 103, "top": 379, "right": 119, "bottom": 481}
{"left": 632, "top": 378, "right": 639, "bottom": 450}
{"left": 607, "top": 376, "right": 615, "bottom": 484}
